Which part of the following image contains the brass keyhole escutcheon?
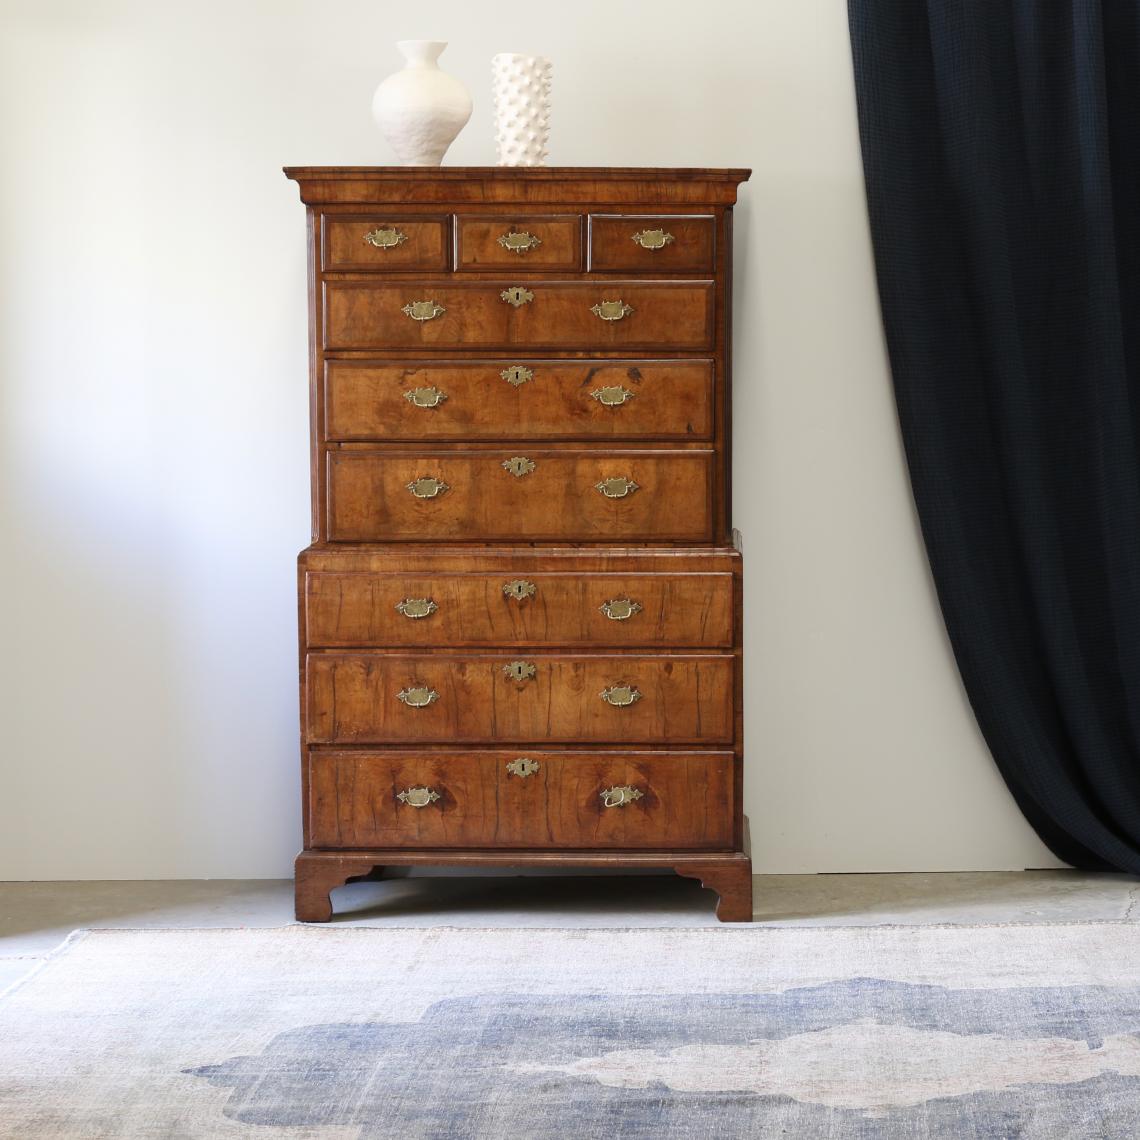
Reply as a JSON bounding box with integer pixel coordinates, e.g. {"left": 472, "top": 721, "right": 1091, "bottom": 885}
{"left": 501, "top": 456, "right": 536, "bottom": 478}
{"left": 500, "top": 285, "right": 535, "bottom": 307}
{"left": 397, "top": 787, "right": 441, "bottom": 808}
{"left": 497, "top": 231, "right": 542, "bottom": 253}
{"left": 502, "top": 579, "right": 537, "bottom": 601}
{"left": 590, "top": 385, "right": 635, "bottom": 408}
{"left": 506, "top": 757, "right": 541, "bottom": 778}
{"left": 500, "top": 365, "right": 534, "bottom": 387}
{"left": 595, "top": 476, "right": 640, "bottom": 499}
{"left": 600, "top": 684, "right": 642, "bottom": 708}
{"left": 631, "top": 228, "right": 675, "bottom": 250}
{"left": 590, "top": 299, "right": 633, "bottom": 321}
{"left": 406, "top": 476, "right": 449, "bottom": 499}
{"left": 503, "top": 660, "right": 537, "bottom": 682}
{"left": 600, "top": 785, "right": 644, "bottom": 808}
{"left": 395, "top": 598, "right": 438, "bottom": 620}
{"left": 600, "top": 598, "right": 642, "bottom": 622}
{"left": 363, "top": 226, "right": 407, "bottom": 249}
{"left": 403, "top": 386, "right": 447, "bottom": 408}
{"left": 402, "top": 299, "right": 446, "bottom": 321}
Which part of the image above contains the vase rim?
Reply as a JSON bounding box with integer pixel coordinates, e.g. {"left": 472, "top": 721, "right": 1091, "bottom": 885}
{"left": 397, "top": 40, "right": 448, "bottom": 66}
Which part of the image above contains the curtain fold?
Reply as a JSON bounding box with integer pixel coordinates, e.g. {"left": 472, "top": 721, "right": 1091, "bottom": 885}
{"left": 848, "top": 0, "right": 1140, "bottom": 870}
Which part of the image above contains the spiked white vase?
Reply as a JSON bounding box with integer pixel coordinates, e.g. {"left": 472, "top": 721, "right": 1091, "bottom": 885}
{"left": 492, "top": 53, "right": 551, "bottom": 167}
{"left": 371, "top": 40, "right": 471, "bottom": 166}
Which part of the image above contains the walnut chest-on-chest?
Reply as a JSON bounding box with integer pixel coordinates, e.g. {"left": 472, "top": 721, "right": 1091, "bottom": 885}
{"left": 285, "top": 167, "right": 752, "bottom": 921}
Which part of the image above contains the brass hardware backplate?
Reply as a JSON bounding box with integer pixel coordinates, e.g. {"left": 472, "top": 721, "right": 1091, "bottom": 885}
{"left": 600, "top": 684, "right": 642, "bottom": 707}
{"left": 600, "top": 598, "right": 643, "bottom": 622}
{"left": 503, "top": 579, "right": 537, "bottom": 600}
{"left": 600, "top": 785, "right": 644, "bottom": 808}
{"left": 363, "top": 226, "right": 407, "bottom": 249}
{"left": 500, "top": 286, "right": 535, "bottom": 307}
{"left": 500, "top": 364, "right": 534, "bottom": 387}
{"left": 397, "top": 686, "right": 440, "bottom": 708}
{"left": 591, "top": 299, "right": 633, "bottom": 321}
{"left": 631, "top": 228, "right": 675, "bottom": 250}
{"left": 590, "top": 385, "right": 635, "bottom": 407}
{"left": 403, "top": 386, "right": 447, "bottom": 408}
{"left": 397, "top": 786, "right": 441, "bottom": 808}
{"left": 402, "top": 299, "right": 446, "bottom": 321}
{"left": 506, "top": 757, "right": 541, "bottom": 778}
{"left": 501, "top": 456, "right": 536, "bottom": 477}
{"left": 503, "top": 660, "right": 537, "bottom": 682}
{"left": 497, "top": 231, "right": 542, "bottom": 253}
{"left": 595, "top": 476, "right": 640, "bottom": 499}
{"left": 406, "top": 476, "right": 449, "bottom": 499}
{"left": 395, "top": 598, "right": 438, "bottom": 620}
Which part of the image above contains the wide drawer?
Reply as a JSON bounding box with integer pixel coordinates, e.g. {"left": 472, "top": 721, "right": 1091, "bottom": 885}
{"left": 304, "top": 570, "right": 734, "bottom": 647}
{"left": 304, "top": 652, "right": 735, "bottom": 744}
{"left": 322, "top": 280, "right": 714, "bottom": 350}
{"left": 321, "top": 215, "right": 450, "bottom": 271}
{"left": 590, "top": 215, "right": 716, "bottom": 273}
{"left": 326, "top": 448, "right": 714, "bottom": 541}
{"left": 308, "top": 749, "right": 735, "bottom": 850}
{"left": 324, "top": 359, "right": 714, "bottom": 441}
{"left": 455, "top": 215, "right": 582, "bottom": 270}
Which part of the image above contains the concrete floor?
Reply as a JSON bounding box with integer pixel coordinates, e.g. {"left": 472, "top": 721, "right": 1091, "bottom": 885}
{"left": 2, "top": 870, "right": 1137, "bottom": 992}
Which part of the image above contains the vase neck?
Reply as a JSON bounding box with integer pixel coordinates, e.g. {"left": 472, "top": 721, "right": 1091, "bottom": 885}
{"left": 398, "top": 40, "right": 446, "bottom": 69}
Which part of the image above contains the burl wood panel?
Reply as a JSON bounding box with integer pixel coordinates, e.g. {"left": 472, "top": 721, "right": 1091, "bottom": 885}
{"left": 322, "top": 280, "right": 715, "bottom": 351}
{"left": 324, "top": 360, "right": 714, "bottom": 442}
{"left": 590, "top": 215, "right": 716, "bottom": 274}
{"left": 321, "top": 216, "right": 450, "bottom": 271}
{"left": 326, "top": 448, "right": 714, "bottom": 542}
{"left": 307, "top": 750, "right": 735, "bottom": 849}
{"left": 303, "top": 570, "right": 734, "bottom": 648}
{"left": 304, "top": 652, "right": 735, "bottom": 744}
{"left": 456, "top": 215, "right": 582, "bottom": 270}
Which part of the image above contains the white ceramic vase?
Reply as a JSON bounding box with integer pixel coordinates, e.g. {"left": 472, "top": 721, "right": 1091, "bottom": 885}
{"left": 491, "top": 53, "right": 551, "bottom": 167}
{"left": 371, "top": 41, "right": 472, "bottom": 166}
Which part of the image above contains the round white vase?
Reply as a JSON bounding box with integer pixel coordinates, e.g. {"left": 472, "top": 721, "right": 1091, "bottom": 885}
{"left": 371, "top": 41, "right": 472, "bottom": 166}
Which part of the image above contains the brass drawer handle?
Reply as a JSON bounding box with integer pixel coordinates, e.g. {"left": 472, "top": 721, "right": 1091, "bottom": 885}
{"left": 403, "top": 386, "right": 447, "bottom": 408}
{"left": 497, "top": 230, "right": 542, "bottom": 254}
{"left": 506, "top": 757, "right": 540, "bottom": 778}
{"left": 501, "top": 364, "right": 534, "bottom": 387}
{"left": 600, "top": 785, "right": 644, "bottom": 808}
{"left": 595, "top": 476, "right": 639, "bottom": 499}
{"left": 397, "top": 686, "right": 439, "bottom": 708}
{"left": 591, "top": 299, "right": 633, "bottom": 321}
{"left": 406, "top": 475, "right": 449, "bottom": 499}
{"left": 503, "top": 660, "right": 537, "bottom": 682}
{"left": 402, "top": 299, "right": 446, "bottom": 321}
{"left": 600, "top": 598, "right": 642, "bottom": 621}
{"left": 590, "top": 385, "right": 635, "bottom": 407}
{"left": 600, "top": 684, "right": 642, "bottom": 707}
{"left": 397, "top": 786, "right": 441, "bottom": 808}
{"left": 503, "top": 579, "right": 537, "bottom": 600}
{"left": 395, "top": 598, "right": 438, "bottom": 620}
{"left": 500, "top": 285, "right": 535, "bottom": 307}
{"left": 501, "top": 456, "right": 536, "bottom": 478}
{"left": 631, "top": 228, "right": 674, "bottom": 251}
{"left": 364, "top": 226, "right": 407, "bottom": 249}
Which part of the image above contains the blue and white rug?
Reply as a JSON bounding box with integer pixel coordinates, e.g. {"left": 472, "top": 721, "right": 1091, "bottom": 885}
{"left": 3, "top": 924, "right": 1139, "bottom": 1137}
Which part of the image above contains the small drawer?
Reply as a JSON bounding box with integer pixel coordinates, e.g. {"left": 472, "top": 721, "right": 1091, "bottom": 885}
{"left": 304, "top": 570, "right": 734, "bottom": 648}
{"left": 456, "top": 215, "right": 582, "bottom": 270}
{"left": 324, "top": 359, "right": 714, "bottom": 442}
{"left": 326, "top": 447, "right": 714, "bottom": 542}
{"left": 304, "top": 652, "right": 735, "bottom": 745}
{"left": 321, "top": 215, "right": 450, "bottom": 271}
{"left": 308, "top": 749, "right": 735, "bottom": 850}
{"left": 322, "top": 280, "right": 714, "bottom": 351}
{"left": 590, "top": 215, "right": 716, "bottom": 273}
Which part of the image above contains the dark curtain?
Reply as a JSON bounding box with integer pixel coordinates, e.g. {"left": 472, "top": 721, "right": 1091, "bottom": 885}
{"left": 848, "top": 1, "right": 1140, "bottom": 871}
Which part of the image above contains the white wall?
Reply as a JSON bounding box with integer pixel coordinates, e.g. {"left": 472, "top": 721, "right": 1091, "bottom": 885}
{"left": 0, "top": 0, "right": 1059, "bottom": 878}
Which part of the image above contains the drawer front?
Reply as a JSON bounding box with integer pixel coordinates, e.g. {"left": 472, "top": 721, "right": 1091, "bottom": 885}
{"left": 324, "top": 359, "right": 714, "bottom": 442}
{"left": 308, "top": 749, "right": 735, "bottom": 850}
{"left": 304, "top": 571, "right": 734, "bottom": 648}
{"left": 304, "top": 653, "right": 735, "bottom": 744}
{"left": 322, "top": 216, "right": 450, "bottom": 271}
{"left": 323, "top": 280, "right": 714, "bottom": 350}
{"left": 327, "top": 449, "right": 714, "bottom": 541}
{"left": 590, "top": 215, "right": 716, "bottom": 273}
{"left": 456, "top": 215, "right": 582, "bottom": 270}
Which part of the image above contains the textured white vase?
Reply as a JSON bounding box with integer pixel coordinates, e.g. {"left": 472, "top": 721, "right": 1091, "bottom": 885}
{"left": 371, "top": 41, "right": 472, "bottom": 166}
{"left": 491, "top": 53, "right": 551, "bottom": 167}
